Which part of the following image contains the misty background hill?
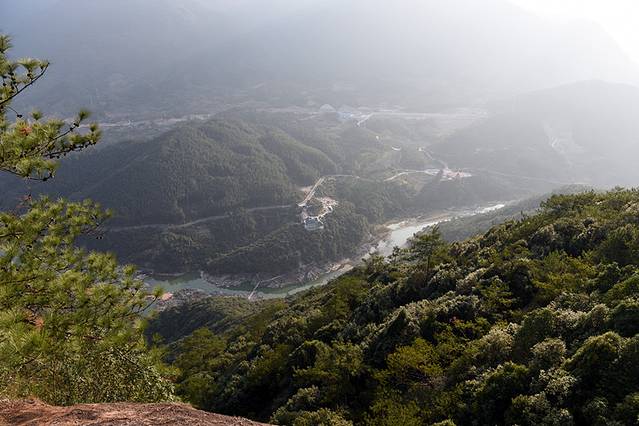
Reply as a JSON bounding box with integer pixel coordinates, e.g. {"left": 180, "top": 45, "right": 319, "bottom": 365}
{"left": 434, "top": 80, "right": 639, "bottom": 186}
{"left": 3, "top": 0, "right": 638, "bottom": 119}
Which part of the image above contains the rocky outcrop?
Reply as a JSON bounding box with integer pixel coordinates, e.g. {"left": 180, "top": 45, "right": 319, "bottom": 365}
{"left": 0, "top": 400, "right": 271, "bottom": 426}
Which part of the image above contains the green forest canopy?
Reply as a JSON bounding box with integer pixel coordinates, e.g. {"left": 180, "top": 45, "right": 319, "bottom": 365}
{"left": 153, "top": 189, "right": 639, "bottom": 425}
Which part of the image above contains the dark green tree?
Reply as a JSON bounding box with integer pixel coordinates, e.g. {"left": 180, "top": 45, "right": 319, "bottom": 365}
{"left": 0, "top": 35, "right": 174, "bottom": 404}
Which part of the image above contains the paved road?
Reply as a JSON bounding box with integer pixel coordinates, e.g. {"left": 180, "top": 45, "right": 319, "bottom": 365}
{"left": 298, "top": 174, "right": 367, "bottom": 207}
{"left": 298, "top": 177, "right": 326, "bottom": 207}
{"left": 109, "top": 204, "right": 292, "bottom": 232}
{"left": 385, "top": 169, "right": 437, "bottom": 182}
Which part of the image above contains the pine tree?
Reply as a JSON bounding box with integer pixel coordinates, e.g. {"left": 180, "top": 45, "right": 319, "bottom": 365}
{"left": 0, "top": 34, "right": 174, "bottom": 404}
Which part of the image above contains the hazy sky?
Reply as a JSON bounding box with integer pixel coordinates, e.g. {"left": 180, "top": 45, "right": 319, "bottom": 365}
{"left": 511, "top": 0, "right": 639, "bottom": 65}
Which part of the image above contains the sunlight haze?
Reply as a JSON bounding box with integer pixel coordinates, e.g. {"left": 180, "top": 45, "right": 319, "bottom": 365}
{"left": 512, "top": 0, "right": 639, "bottom": 64}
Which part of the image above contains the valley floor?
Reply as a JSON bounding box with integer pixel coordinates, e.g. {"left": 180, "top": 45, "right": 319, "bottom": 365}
{"left": 149, "top": 201, "right": 510, "bottom": 303}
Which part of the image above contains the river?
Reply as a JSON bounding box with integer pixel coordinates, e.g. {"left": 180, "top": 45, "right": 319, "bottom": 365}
{"left": 148, "top": 203, "right": 506, "bottom": 299}
{"left": 146, "top": 266, "right": 351, "bottom": 300}
{"left": 375, "top": 203, "right": 505, "bottom": 257}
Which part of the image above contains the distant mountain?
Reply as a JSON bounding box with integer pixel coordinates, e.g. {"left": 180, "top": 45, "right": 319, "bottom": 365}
{"left": 433, "top": 80, "right": 639, "bottom": 187}
{"left": 4, "top": 0, "right": 638, "bottom": 118}
{"left": 2, "top": 0, "right": 238, "bottom": 119}
{"left": 198, "top": 0, "right": 638, "bottom": 101}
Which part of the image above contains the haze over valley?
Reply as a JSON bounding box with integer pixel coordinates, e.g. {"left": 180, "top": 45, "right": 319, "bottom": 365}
{"left": 4, "top": 0, "right": 639, "bottom": 293}
{"left": 4, "top": 1, "right": 639, "bottom": 424}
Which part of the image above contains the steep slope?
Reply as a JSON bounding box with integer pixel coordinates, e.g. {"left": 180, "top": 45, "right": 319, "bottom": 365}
{"left": 433, "top": 80, "right": 639, "bottom": 187}
{"left": 145, "top": 297, "right": 280, "bottom": 345}
{"left": 153, "top": 189, "right": 639, "bottom": 424}
{"left": 0, "top": 117, "right": 352, "bottom": 273}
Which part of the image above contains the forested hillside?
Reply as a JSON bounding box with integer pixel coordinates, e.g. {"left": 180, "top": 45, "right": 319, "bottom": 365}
{"left": 0, "top": 111, "right": 532, "bottom": 275}
{"left": 435, "top": 185, "right": 591, "bottom": 242}
{"left": 0, "top": 119, "right": 338, "bottom": 225}
{"left": 0, "top": 117, "right": 358, "bottom": 273}
{"left": 151, "top": 189, "right": 639, "bottom": 425}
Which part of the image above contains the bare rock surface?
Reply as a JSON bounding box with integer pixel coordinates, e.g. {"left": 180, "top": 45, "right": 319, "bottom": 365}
{"left": 0, "top": 400, "right": 271, "bottom": 426}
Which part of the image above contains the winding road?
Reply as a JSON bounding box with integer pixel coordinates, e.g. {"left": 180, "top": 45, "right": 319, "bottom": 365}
{"left": 109, "top": 205, "right": 292, "bottom": 232}
{"left": 298, "top": 174, "right": 368, "bottom": 206}
{"left": 109, "top": 174, "right": 363, "bottom": 233}
{"left": 385, "top": 169, "right": 439, "bottom": 182}
{"left": 298, "top": 177, "right": 326, "bottom": 207}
